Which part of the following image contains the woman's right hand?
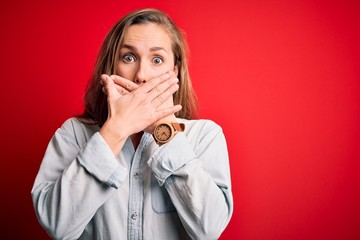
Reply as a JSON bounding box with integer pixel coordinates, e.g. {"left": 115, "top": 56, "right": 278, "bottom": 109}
{"left": 99, "top": 72, "right": 181, "bottom": 155}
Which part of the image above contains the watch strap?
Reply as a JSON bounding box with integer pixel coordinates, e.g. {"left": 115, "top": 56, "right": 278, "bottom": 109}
{"left": 171, "top": 122, "right": 185, "bottom": 132}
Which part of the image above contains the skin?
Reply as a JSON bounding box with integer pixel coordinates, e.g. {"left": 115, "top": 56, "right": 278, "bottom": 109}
{"left": 99, "top": 23, "right": 181, "bottom": 155}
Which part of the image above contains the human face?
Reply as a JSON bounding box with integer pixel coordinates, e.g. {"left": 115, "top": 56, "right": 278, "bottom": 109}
{"left": 117, "top": 23, "right": 178, "bottom": 84}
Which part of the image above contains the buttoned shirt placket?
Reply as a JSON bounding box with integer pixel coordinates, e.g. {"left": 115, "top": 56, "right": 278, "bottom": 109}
{"left": 127, "top": 134, "right": 150, "bottom": 240}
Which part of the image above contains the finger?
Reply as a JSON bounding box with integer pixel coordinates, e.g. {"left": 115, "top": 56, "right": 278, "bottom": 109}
{"left": 145, "top": 77, "right": 178, "bottom": 103}
{"left": 100, "top": 74, "right": 109, "bottom": 86}
{"left": 101, "top": 75, "right": 119, "bottom": 98}
{"left": 111, "top": 75, "right": 138, "bottom": 91}
{"left": 168, "top": 70, "right": 177, "bottom": 78}
{"left": 154, "top": 105, "right": 182, "bottom": 121}
{"left": 115, "top": 85, "right": 130, "bottom": 95}
{"left": 102, "top": 75, "right": 125, "bottom": 96}
{"left": 140, "top": 72, "right": 172, "bottom": 93}
{"left": 152, "top": 83, "right": 179, "bottom": 108}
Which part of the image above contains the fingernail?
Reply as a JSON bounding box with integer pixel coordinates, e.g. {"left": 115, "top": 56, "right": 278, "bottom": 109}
{"left": 110, "top": 75, "right": 115, "bottom": 80}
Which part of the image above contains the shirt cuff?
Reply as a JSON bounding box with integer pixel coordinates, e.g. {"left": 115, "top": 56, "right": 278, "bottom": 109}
{"left": 147, "top": 133, "right": 196, "bottom": 186}
{"left": 77, "top": 132, "right": 128, "bottom": 189}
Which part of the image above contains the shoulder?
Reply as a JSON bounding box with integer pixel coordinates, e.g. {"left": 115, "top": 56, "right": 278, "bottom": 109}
{"left": 60, "top": 117, "right": 97, "bottom": 131}
{"left": 177, "top": 118, "right": 224, "bottom": 141}
{"left": 178, "top": 118, "right": 222, "bottom": 133}
{"left": 57, "top": 117, "right": 99, "bottom": 147}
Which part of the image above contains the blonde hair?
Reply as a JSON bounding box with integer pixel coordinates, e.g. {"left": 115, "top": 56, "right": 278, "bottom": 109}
{"left": 80, "top": 8, "right": 198, "bottom": 126}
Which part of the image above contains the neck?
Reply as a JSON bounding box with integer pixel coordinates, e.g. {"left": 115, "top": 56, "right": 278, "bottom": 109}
{"left": 131, "top": 132, "right": 144, "bottom": 150}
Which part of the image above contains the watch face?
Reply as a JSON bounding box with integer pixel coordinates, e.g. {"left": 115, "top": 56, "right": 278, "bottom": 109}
{"left": 155, "top": 124, "right": 172, "bottom": 142}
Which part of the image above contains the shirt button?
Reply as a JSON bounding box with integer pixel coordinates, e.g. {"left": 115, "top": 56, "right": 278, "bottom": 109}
{"left": 134, "top": 172, "right": 139, "bottom": 179}
{"left": 131, "top": 212, "right": 138, "bottom": 220}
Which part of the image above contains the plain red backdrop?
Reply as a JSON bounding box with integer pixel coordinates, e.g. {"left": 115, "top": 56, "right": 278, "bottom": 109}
{"left": 1, "top": 0, "right": 359, "bottom": 239}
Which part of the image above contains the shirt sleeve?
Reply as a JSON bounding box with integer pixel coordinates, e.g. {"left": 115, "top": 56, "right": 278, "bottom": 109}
{"left": 77, "top": 132, "right": 128, "bottom": 188}
{"left": 31, "top": 119, "right": 128, "bottom": 240}
{"left": 147, "top": 120, "right": 233, "bottom": 240}
{"left": 147, "top": 133, "right": 196, "bottom": 186}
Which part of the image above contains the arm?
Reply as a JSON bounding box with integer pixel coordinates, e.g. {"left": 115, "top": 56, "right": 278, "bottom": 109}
{"left": 31, "top": 119, "right": 127, "bottom": 240}
{"left": 148, "top": 120, "right": 233, "bottom": 239}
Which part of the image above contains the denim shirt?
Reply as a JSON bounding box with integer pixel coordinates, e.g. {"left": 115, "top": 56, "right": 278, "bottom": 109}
{"left": 31, "top": 118, "right": 233, "bottom": 240}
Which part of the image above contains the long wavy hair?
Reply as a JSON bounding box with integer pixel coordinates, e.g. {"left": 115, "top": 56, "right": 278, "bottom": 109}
{"left": 79, "top": 8, "right": 198, "bottom": 126}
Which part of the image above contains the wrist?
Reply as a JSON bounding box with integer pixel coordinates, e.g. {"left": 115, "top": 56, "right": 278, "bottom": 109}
{"left": 99, "top": 118, "right": 129, "bottom": 155}
{"left": 152, "top": 122, "right": 185, "bottom": 146}
{"left": 144, "top": 114, "right": 177, "bottom": 133}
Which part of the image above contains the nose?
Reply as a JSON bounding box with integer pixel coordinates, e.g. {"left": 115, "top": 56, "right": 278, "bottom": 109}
{"left": 134, "top": 61, "right": 148, "bottom": 84}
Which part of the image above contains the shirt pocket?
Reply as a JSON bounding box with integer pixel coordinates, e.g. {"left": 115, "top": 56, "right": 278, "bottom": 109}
{"left": 151, "top": 174, "right": 176, "bottom": 213}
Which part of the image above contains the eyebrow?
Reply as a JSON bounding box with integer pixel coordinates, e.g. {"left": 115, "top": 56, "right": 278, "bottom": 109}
{"left": 121, "top": 44, "right": 168, "bottom": 53}
{"left": 149, "top": 46, "right": 168, "bottom": 53}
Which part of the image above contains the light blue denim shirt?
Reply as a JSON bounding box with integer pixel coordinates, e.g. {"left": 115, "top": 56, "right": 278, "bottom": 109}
{"left": 31, "top": 117, "right": 233, "bottom": 240}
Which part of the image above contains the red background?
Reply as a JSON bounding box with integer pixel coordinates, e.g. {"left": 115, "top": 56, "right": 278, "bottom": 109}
{"left": 1, "top": 0, "right": 359, "bottom": 239}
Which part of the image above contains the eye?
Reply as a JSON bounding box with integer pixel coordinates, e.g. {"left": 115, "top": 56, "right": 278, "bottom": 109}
{"left": 122, "top": 54, "right": 136, "bottom": 63}
{"left": 152, "top": 56, "right": 163, "bottom": 65}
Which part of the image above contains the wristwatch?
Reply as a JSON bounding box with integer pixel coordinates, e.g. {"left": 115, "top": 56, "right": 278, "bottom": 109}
{"left": 153, "top": 122, "right": 185, "bottom": 145}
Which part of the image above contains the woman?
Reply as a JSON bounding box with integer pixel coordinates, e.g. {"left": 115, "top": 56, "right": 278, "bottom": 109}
{"left": 32, "top": 8, "right": 233, "bottom": 240}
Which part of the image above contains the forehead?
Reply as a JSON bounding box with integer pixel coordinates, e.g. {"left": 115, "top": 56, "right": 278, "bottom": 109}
{"left": 122, "top": 23, "right": 172, "bottom": 50}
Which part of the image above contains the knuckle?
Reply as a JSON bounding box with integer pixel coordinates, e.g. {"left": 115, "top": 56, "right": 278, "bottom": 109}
{"left": 166, "top": 89, "right": 172, "bottom": 96}
{"left": 150, "top": 110, "right": 156, "bottom": 120}
{"left": 167, "top": 78, "right": 173, "bottom": 86}
{"left": 158, "top": 95, "right": 164, "bottom": 103}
